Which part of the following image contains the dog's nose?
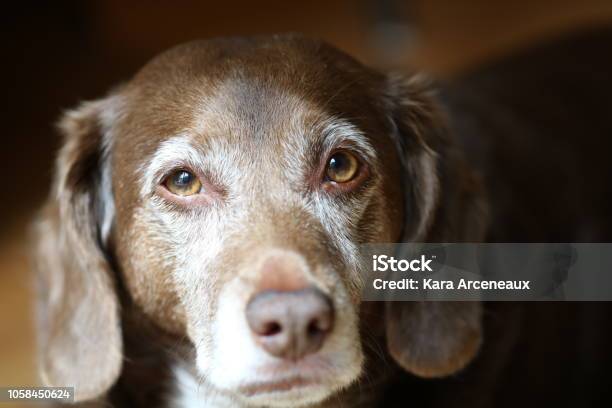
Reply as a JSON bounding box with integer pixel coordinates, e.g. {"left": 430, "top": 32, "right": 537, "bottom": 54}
{"left": 246, "top": 287, "right": 334, "bottom": 360}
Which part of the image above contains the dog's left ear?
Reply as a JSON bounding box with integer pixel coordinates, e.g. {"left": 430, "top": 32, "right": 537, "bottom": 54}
{"left": 382, "top": 73, "right": 488, "bottom": 378}
{"left": 32, "top": 95, "right": 124, "bottom": 401}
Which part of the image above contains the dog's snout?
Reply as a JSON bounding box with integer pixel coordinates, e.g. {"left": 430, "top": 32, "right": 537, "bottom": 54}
{"left": 246, "top": 287, "right": 334, "bottom": 360}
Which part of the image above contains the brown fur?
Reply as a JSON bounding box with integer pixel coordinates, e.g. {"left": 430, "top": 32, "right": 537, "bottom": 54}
{"left": 33, "top": 34, "right": 484, "bottom": 407}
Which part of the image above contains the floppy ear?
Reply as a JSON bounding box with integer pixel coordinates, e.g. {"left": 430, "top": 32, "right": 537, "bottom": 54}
{"left": 383, "top": 73, "right": 488, "bottom": 377}
{"left": 33, "top": 96, "right": 123, "bottom": 401}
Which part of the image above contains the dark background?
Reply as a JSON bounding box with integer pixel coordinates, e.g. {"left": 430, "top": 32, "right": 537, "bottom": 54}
{"left": 2, "top": 1, "right": 612, "bottom": 405}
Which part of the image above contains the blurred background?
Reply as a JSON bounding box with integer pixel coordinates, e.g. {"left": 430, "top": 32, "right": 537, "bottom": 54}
{"left": 2, "top": 1, "right": 612, "bottom": 406}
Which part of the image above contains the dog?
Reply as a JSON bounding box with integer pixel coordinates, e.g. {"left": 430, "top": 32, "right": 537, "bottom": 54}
{"left": 32, "top": 34, "right": 485, "bottom": 407}
{"left": 33, "top": 30, "right": 612, "bottom": 407}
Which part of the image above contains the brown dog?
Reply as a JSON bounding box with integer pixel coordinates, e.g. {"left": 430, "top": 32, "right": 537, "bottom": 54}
{"left": 33, "top": 34, "right": 485, "bottom": 407}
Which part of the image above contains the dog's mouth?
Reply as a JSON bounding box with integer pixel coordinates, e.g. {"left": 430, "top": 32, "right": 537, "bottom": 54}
{"left": 237, "top": 358, "right": 334, "bottom": 397}
{"left": 238, "top": 375, "right": 320, "bottom": 396}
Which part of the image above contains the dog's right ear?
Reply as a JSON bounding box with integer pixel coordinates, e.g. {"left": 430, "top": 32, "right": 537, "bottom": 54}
{"left": 382, "top": 73, "right": 486, "bottom": 378}
{"left": 33, "top": 96, "right": 124, "bottom": 401}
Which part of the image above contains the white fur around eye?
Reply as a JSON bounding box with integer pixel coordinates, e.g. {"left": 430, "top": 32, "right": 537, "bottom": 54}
{"left": 140, "top": 135, "right": 208, "bottom": 199}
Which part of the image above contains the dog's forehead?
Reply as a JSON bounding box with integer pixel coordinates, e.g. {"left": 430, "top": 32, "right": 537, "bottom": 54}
{"left": 120, "top": 35, "right": 384, "bottom": 132}
{"left": 114, "top": 36, "right": 388, "bottom": 178}
{"left": 130, "top": 35, "right": 379, "bottom": 101}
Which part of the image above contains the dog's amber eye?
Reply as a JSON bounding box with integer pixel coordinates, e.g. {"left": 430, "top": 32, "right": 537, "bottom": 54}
{"left": 164, "top": 170, "right": 202, "bottom": 196}
{"left": 326, "top": 151, "right": 359, "bottom": 183}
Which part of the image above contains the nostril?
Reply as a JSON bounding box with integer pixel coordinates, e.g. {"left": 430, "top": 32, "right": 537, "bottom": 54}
{"left": 307, "top": 320, "right": 319, "bottom": 336}
{"left": 307, "top": 316, "right": 329, "bottom": 337}
{"left": 261, "top": 321, "right": 282, "bottom": 336}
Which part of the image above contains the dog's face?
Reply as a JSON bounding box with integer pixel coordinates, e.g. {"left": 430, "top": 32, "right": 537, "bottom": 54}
{"left": 34, "top": 35, "right": 485, "bottom": 407}
{"left": 113, "top": 37, "right": 404, "bottom": 406}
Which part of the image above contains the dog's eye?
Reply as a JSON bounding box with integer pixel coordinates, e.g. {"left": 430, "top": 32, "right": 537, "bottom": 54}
{"left": 164, "top": 170, "right": 202, "bottom": 196}
{"left": 326, "top": 151, "right": 359, "bottom": 183}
